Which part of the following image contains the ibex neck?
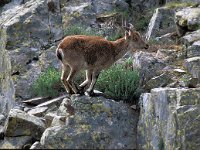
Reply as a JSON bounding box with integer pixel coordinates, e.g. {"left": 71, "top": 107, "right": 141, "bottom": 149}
{"left": 112, "top": 37, "right": 129, "bottom": 61}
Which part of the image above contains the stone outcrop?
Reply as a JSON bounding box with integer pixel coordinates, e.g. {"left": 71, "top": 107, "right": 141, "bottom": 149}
{"left": 0, "top": 95, "right": 139, "bottom": 149}
{"left": 184, "top": 57, "right": 200, "bottom": 82}
{"left": 0, "top": 28, "right": 15, "bottom": 116}
{"left": 187, "top": 40, "right": 200, "bottom": 58}
{"left": 132, "top": 51, "right": 166, "bottom": 86}
{"left": 0, "top": 136, "right": 32, "bottom": 149}
{"left": 4, "top": 109, "right": 46, "bottom": 140}
{"left": 137, "top": 88, "right": 200, "bottom": 149}
{"left": 176, "top": 7, "right": 200, "bottom": 36}
{"left": 146, "top": 7, "right": 176, "bottom": 41}
{"left": 0, "top": 0, "right": 62, "bottom": 100}
{"left": 40, "top": 95, "right": 138, "bottom": 149}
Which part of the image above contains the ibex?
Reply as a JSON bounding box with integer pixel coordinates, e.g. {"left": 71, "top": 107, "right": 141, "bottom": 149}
{"left": 56, "top": 24, "right": 149, "bottom": 96}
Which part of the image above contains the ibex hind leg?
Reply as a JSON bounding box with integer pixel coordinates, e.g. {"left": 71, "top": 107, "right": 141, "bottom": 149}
{"left": 67, "top": 67, "right": 81, "bottom": 94}
{"left": 85, "top": 70, "right": 100, "bottom": 96}
{"left": 61, "top": 65, "right": 74, "bottom": 94}
{"left": 79, "top": 69, "right": 93, "bottom": 94}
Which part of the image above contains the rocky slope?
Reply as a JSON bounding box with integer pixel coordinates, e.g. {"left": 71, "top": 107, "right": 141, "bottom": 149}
{"left": 135, "top": 3, "right": 200, "bottom": 149}
{"left": 0, "top": 0, "right": 200, "bottom": 149}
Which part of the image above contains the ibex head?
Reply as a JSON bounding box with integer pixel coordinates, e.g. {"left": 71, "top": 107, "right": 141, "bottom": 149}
{"left": 124, "top": 23, "right": 149, "bottom": 50}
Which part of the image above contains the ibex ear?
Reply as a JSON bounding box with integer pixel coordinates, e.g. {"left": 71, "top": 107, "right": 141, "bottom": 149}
{"left": 125, "top": 30, "right": 129, "bottom": 40}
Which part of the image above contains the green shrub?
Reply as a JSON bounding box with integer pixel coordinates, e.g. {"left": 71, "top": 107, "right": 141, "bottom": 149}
{"left": 32, "top": 67, "right": 62, "bottom": 97}
{"left": 96, "top": 64, "right": 140, "bottom": 103}
{"left": 135, "top": 16, "right": 150, "bottom": 31}
{"left": 32, "top": 62, "right": 140, "bottom": 103}
{"left": 107, "top": 30, "right": 123, "bottom": 41}
{"left": 64, "top": 25, "right": 100, "bottom": 36}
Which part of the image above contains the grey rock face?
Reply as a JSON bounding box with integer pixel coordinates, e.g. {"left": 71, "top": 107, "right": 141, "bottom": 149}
{"left": 181, "top": 29, "right": 200, "bottom": 46}
{"left": 146, "top": 7, "right": 176, "bottom": 41}
{"left": 132, "top": 51, "right": 166, "bottom": 86}
{"left": 176, "top": 7, "right": 200, "bottom": 36}
{"left": 187, "top": 41, "right": 200, "bottom": 58}
{"left": 40, "top": 95, "right": 138, "bottom": 149}
{"left": 184, "top": 57, "right": 200, "bottom": 81}
{"left": 30, "top": 141, "right": 44, "bottom": 149}
{"left": 0, "top": 29, "right": 15, "bottom": 116}
{"left": 4, "top": 109, "right": 46, "bottom": 140}
{"left": 0, "top": 0, "right": 62, "bottom": 100}
{"left": 0, "top": 136, "right": 32, "bottom": 149}
{"left": 137, "top": 88, "right": 200, "bottom": 149}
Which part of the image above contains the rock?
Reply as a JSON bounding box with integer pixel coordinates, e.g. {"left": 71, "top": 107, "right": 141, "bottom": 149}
{"left": 176, "top": 105, "right": 200, "bottom": 149}
{"left": 179, "top": 74, "right": 198, "bottom": 88}
{"left": 0, "top": 126, "right": 4, "bottom": 140}
{"left": 51, "top": 115, "right": 66, "bottom": 127}
{"left": 144, "top": 72, "right": 173, "bottom": 91}
{"left": 114, "top": 0, "right": 129, "bottom": 11}
{"left": 27, "top": 107, "right": 48, "bottom": 117}
{"left": 4, "top": 109, "right": 45, "bottom": 140}
{"left": 146, "top": 7, "right": 176, "bottom": 41}
{"left": 0, "top": 0, "right": 62, "bottom": 100}
{"left": 0, "top": 0, "right": 11, "bottom": 7}
{"left": 187, "top": 40, "right": 200, "bottom": 58}
{"left": 155, "top": 32, "right": 178, "bottom": 45}
{"left": 177, "top": 88, "right": 200, "bottom": 105}
{"left": 184, "top": 57, "right": 200, "bottom": 81}
{"left": 0, "top": 114, "right": 6, "bottom": 125}
{"left": 0, "top": 136, "right": 32, "bottom": 149}
{"left": 140, "top": 0, "right": 166, "bottom": 8}
{"left": 22, "top": 97, "right": 51, "bottom": 106}
{"left": 30, "top": 141, "right": 44, "bottom": 149}
{"left": 137, "top": 88, "right": 200, "bottom": 149}
{"left": 36, "top": 95, "right": 68, "bottom": 109}
{"left": 44, "top": 112, "right": 58, "bottom": 127}
{"left": 39, "top": 95, "right": 138, "bottom": 149}
{"left": 58, "top": 98, "right": 75, "bottom": 116}
{"left": 181, "top": 29, "right": 200, "bottom": 46}
{"left": 0, "top": 29, "right": 15, "bottom": 116}
{"left": 132, "top": 51, "right": 166, "bottom": 86}
{"left": 175, "top": 7, "right": 200, "bottom": 35}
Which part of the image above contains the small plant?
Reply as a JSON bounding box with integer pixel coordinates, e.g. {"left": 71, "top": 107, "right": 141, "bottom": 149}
{"left": 135, "top": 16, "right": 150, "bottom": 31}
{"left": 33, "top": 62, "right": 140, "bottom": 104}
{"left": 107, "top": 29, "right": 123, "bottom": 41}
{"left": 32, "top": 67, "right": 62, "bottom": 97}
{"left": 64, "top": 25, "right": 100, "bottom": 37}
{"left": 165, "top": 1, "right": 198, "bottom": 9}
{"left": 96, "top": 63, "right": 140, "bottom": 103}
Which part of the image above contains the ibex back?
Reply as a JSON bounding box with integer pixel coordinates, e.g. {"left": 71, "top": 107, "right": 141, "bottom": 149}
{"left": 56, "top": 25, "right": 149, "bottom": 96}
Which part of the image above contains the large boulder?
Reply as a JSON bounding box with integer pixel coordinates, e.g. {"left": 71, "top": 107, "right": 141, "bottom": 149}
{"left": 176, "top": 7, "right": 200, "bottom": 36}
{"left": 146, "top": 7, "right": 176, "bottom": 41}
{"left": 187, "top": 40, "right": 200, "bottom": 58}
{"left": 181, "top": 29, "right": 200, "bottom": 46}
{"left": 4, "top": 109, "right": 46, "bottom": 140}
{"left": 137, "top": 88, "right": 200, "bottom": 149}
{"left": 0, "top": 0, "right": 62, "bottom": 100}
{"left": 132, "top": 51, "right": 166, "bottom": 86}
{"left": 0, "top": 136, "right": 32, "bottom": 149}
{"left": 39, "top": 95, "right": 138, "bottom": 149}
{"left": 184, "top": 57, "right": 200, "bottom": 82}
{"left": 0, "top": 28, "right": 15, "bottom": 116}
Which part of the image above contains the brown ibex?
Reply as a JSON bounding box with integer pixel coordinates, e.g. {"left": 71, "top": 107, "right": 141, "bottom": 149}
{"left": 56, "top": 24, "right": 149, "bottom": 96}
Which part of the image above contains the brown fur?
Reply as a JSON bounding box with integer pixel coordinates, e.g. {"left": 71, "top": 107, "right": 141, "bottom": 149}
{"left": 56, "top": 30, "right": 149, "bottom": 96}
